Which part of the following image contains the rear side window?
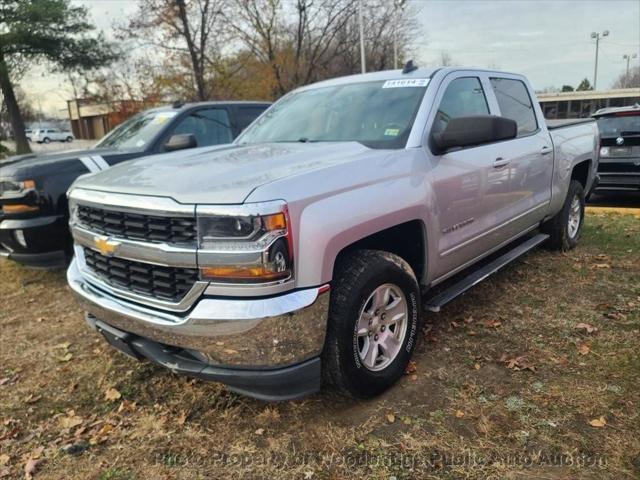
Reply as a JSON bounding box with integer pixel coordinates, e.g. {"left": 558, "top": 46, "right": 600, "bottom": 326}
{"left": 236, "top": 106, "right": 268, "bottom": 132}
{"left": 432, "top": 77, "right": 489, "bottom": 135}
{"left": 490, "top": 78, "right": 538, "bottom": 136}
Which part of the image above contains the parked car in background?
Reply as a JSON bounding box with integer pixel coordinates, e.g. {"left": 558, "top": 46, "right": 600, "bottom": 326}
{"left": 31, "top": 128, "right": 75, "bottom": 143}
{"left": 593, "top": 104, "right": 640, "bottom": 192}
{"left": 25, "top": 129, "right": 32, "bottom": 141}
{"left": 0, "top": 101, "right": 270, "bottom": 268}
{"left": 66, "top": 67, "right": 598, "bottom": 401}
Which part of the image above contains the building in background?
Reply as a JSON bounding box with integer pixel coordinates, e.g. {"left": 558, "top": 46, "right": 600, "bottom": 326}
{"left": 66, "top": 99, "right": 145, "bottom": 140}
{"left": 538, "top": 87, "right": 640, "bottom": 119}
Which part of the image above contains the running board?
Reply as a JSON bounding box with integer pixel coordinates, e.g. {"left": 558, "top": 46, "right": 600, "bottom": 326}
{"left": 424, "top": 233, "right": 549, "bottom": 312}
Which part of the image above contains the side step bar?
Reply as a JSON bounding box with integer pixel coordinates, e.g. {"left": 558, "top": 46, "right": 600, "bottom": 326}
{"left": 424, "top": 233, "right": 549, "bottom": 312}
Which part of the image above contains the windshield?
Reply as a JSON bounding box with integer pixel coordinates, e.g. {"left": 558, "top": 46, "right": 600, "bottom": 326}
{"left": 238, "top": 79, "right": 430, "bottom": 149}
{"left": 596, "top": 114, "right": 640, "bottom": 137}
{"left": 95, "top": 110, "right": 177, "bottom": 150}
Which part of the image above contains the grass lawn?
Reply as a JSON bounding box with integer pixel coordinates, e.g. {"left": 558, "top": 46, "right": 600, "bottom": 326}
{"left": 0, "top": 212, "right": 638, "bottom": 479}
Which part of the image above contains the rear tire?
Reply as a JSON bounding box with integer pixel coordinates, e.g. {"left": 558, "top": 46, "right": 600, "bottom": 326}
{"left": 322, "top": 250, "right": 421, "bottom": 399}
{"left": 542, "top": 180, "right": 585, "bottom": 251}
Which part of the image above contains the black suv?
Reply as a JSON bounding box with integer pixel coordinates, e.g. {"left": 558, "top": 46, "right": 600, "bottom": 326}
{"left": 0, "top": 101, "right": 270, "bottom": 268}
{"left": 593, "top": 104, "right": 640, "bottom": 192}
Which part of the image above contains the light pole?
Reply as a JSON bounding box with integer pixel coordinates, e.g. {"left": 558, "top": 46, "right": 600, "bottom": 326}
{"left": 393, "top": 0, "right": 407, "bottom": 69}
{"left": 358, "top": 0, "right": 366, "bottom": 74}
{"left": 590, "top": 30, "right": 609, "bottom": 90}
{"left": 623, "top": 53, "right": 638, "bottom": 85}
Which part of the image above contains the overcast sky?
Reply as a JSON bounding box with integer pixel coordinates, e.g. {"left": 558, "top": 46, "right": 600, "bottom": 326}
{"left": 19, "top": 0, "right": 640, "bottom": 117}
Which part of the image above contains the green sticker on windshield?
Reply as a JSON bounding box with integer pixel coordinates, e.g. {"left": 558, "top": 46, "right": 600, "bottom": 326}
{"left": 384, "top": 128, "right": 400, "bottom": 136}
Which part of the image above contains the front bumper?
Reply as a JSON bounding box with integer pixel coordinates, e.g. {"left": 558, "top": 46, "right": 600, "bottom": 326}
{"left": 0, "top": 215, "right": 70, "bottom": 268}
{"left": 67, "top": 259, "right": 330, "bottom": 399}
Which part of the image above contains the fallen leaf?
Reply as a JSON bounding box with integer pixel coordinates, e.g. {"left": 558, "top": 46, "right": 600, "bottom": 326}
{"left": 404, "top": 361, "right": 417, "bottom": 375}
{"left": 455, "top": 410, "right": 465, "bottom": 418}
{"left": 177, "top": 411, "right": 188, "bottom": 426}
{"left": 474, "top": 363, "right": 481, "bottom": 370}
{"left": 58, "top": 353, "right": 73, "bottom": 362}
{"left": 24, "top": 458, "right": 45, "bottom": 480}
{"left": 481, "top": 319, "right": 502, "bottom": 328}
{"left": 0, "top": 455, "right": 8, "bottom": 466}
{"left": 104, "top": 388, "right": 121, "bottom": 402}
{"left": 24, "top": 394, "right": 41, "bottom": 404}
{"left": 589, "top": 416, "right": 606, "bottom": 428}
{"left": 575, "top": 323, "right": 598, "bottom": 334}
{"left": 59, "top": 413, "right": 83, "bottom": 429}
{"left": 410, "top": 374, "right": 418, "bottom": 381}
{"left": 503, "top": 355, "right": 536, "bottom": 372}
{"left": 386, "top": 413, "right": 395, "bottom": 423}
{"left": 592, "top": 263, "right": 611, "bottom": 269}
{"left": 255, "top": 428, "right": 264, "bottom": 435}
{"left": 117, "top": 400, "right": 137, "bottom": 414}
{"left": 223, "top": 349, "right": 238, "bottom": 355}
{"left": 53, "top": 342, "right": 71, "bottom": 350}
{"left": 578, "top": 344, "right": 591, "bottom": 355}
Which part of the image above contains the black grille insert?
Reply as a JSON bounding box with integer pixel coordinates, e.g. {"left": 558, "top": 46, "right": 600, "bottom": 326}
{"left": 83, "top": 247, "right": 198, "bottom": 302}
{"left": 77, "top": 205, "right": 196, "bottom": 244}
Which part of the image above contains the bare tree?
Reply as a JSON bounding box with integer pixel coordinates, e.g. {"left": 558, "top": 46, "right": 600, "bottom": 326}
{"left": 121, "top": 0, "right": 228, "bottom": 100}
{"left": 612, "top": 66, "right": 640, "bottom": 89}
{"left": 228, "top": 0, "right": 417, "bottom": 96}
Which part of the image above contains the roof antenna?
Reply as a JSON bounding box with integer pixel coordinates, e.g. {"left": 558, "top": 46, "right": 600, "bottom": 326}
{"left": 402, "top": 60, "right": 418, "bottom": 74}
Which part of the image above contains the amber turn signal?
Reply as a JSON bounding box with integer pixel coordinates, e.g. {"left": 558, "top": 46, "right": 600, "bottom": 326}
{"left": 263, "top": 212, "right": 286, "bottom": 231}
{"left": 2, "top": 204, "right": 39, "bottom": 213}
{"left": 200, "top": 265, "right": 289, "bottom": 282}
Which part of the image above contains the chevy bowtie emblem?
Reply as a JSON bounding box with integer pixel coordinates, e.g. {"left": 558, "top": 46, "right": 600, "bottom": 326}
{"left": 94, "top": 236, "right": 120, "bottom": 256}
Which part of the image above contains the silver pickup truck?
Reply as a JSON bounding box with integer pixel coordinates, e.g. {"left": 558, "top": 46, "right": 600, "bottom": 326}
{"left": 66, "top": 67, "right": 598, "bottom": 401}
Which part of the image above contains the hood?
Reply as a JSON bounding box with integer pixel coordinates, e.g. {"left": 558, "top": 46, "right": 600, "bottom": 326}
{"left": 73, "top": 142, "right": 375, "bottom": 204}
{"left": 0, "top": 148, "right": 125, "bottom": 178}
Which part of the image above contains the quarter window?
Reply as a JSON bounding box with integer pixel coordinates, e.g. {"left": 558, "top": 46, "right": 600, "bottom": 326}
{"left": 490, "top": 78, "right": 538, "bottom": 135}
{"left": 432, "top": 77, "right": 489, "bottom": 135}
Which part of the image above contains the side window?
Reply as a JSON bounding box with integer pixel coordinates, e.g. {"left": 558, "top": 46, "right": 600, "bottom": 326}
{"left": 433, "top": 77, "right": 489, "bottom": 135}
{"left": 490, "top": 78, "right": 538, "bottom": 135}
{"left": 236, "top": 106, "right": 268, "bottom": 132}
{"left": 171, "top": 108, "right": 233, "bottom": 147}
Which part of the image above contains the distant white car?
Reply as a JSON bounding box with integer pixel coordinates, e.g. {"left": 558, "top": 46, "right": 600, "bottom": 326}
{"left": 32, "top": 128, "right": 74, "bottom": 143}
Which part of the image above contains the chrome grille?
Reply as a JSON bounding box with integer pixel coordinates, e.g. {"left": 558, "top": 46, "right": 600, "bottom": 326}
{"left": 77, "top": 205, "right": 196, "bottom": 244}
{"left": 83, "top": 247, "right": 198, "bottom": 302}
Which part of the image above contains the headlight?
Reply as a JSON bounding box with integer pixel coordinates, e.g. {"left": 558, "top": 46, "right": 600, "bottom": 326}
{"left": 197, "top": 201, "right": 293, "bottom": 284}
{"left": 599, "top": 147, "right": 609, "bottom": 157}
{"left": 0, "top": 179, "right": 36, "bottom": 199}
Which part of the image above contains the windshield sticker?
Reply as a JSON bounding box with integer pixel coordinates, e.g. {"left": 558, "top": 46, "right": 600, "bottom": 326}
{"left": 152, "top": 112, "right": 178, "bottom": 125}
{"left": 382, "top": 78, "right": 429, "bottom": 88}
{"left": 384, "top": 128, "right": 400, "bottom": 136}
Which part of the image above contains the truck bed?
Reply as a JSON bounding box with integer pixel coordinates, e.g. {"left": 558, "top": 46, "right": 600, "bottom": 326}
{"left": 546, "top": 118, "right": 596, "bottom": 130}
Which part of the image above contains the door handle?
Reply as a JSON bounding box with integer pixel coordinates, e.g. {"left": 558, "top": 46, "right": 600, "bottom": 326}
{"left": 541, "top": 146, "right": 553, "bottom": 155}
{"left": 493, "top": 157, "right": 510, "bottom": 168}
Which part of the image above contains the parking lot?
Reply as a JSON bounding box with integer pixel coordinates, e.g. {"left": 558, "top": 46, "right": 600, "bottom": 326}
{"left": 2, "top": 139, "right": 96, "bottom": 155}
{"left": 1, "top": 211, "right": 638, "bottom": 479}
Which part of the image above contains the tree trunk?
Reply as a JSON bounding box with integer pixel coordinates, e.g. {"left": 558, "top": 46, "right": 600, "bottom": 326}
{"left": 175, "top": 0, "right": 207, "bottom": 101}
{"left": 0, "top": 54, "right": 31, "bottom": 155}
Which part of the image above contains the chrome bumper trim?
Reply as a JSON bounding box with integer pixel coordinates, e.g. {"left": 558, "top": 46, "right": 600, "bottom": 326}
{"left": 68, "top": 258, "right": 330, "bottom": 367}
{"left": 71, "top": 224, "right": 197, "bottom": 268}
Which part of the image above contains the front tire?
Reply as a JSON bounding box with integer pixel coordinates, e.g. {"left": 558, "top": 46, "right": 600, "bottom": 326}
{"left": 322, "top": 250, "right": 421, "bottom": 399}
{"left": 542, "top": 180, "right": 585, "bottom": 251}
{"left": 66, "top": 137, "right": 73, "bottom": 142}
{"left": 43, "top": 137, "right": 50, "bottom": 144}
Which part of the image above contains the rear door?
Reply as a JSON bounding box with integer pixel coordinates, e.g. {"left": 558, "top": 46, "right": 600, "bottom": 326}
{"left": 486, "top": 76, "right": 553, "bottom": 237}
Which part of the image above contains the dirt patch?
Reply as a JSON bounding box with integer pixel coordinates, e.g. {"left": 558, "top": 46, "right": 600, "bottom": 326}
{"left": 1, "top": 212, "right": 639, "bottom": 479}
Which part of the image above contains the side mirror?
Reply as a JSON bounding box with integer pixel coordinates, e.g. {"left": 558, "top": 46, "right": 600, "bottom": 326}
{"left": 164, "top": 133, "right": 197, "bottom": 152}
{"left": 432, "top": 115, "right": 517, "bottom": 154}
